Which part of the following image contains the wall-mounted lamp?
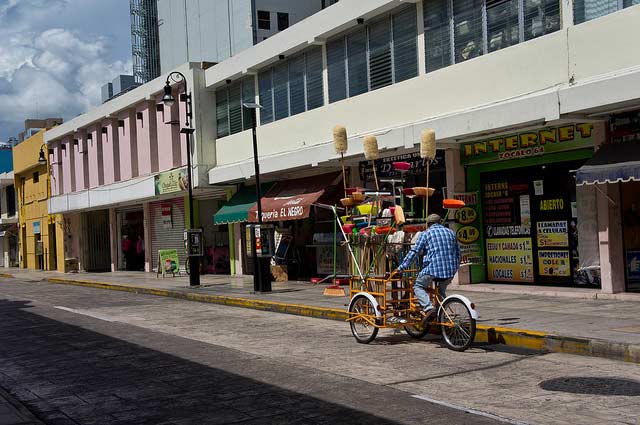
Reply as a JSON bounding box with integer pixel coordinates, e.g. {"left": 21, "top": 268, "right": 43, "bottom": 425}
{"left": 118, "top": 120, "right": 125, "bottom": 128}
{"left": 225, "top": 79, "right": 232, "bottom": 85}
{"left": 278, "top": 54, "right": 285, "bottom": 60}
{"left": 60, "top": 144, "right": 66, "bottom": 151}
{"left": 357, "top": 17, "right": 364, "bottom": 24}
{"left": 87, "top": 133, "right": 93, "bottom": 140}
{"left": 156, "top": 103, "right": 164, "bottom": 112}
{"left": 136, "top": 112, "right": 143, "bottom": 120}
{"left": 73, "top": 139, "right": 79, "bottom": 146}
{"left": 101, "top": 127, "right": 108, "bottom": 134}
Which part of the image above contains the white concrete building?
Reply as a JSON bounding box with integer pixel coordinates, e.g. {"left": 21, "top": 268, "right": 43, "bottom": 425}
{"left": 205, "top": 0, "right": 640, "bottom": 292}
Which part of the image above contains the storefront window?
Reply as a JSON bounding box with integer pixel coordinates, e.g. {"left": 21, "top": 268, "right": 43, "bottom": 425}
{"left": 622, "top": 182, "right": 640, "bottom": 291}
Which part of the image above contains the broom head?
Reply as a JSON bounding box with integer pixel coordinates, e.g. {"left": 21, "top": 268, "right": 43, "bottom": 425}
{"left": 363, "top": 135, "right": 379, "bottom": 160}
{"left": 333, "top": 125, "right": 348, "bottom": 154}
{"left": 324, "top": 285, "right": 346, "bottom": 297}
{"left": 420, "top": 129, "right": 436, "bottom": 160}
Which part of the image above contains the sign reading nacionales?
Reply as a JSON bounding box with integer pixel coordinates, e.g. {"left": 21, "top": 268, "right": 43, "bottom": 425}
{"left": 460, "top": 123, "right": 594, "bottom": 165}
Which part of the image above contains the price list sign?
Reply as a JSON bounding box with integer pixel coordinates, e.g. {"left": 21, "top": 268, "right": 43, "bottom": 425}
{"left": 486, "top": 238, "right": 534, "bottom": 282}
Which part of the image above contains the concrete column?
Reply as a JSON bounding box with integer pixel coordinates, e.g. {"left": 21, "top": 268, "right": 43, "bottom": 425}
{"left": 109, "top": 208, "right": 117, "bottom": 272}
{"left": 597, "top": 183, "right": 626, "bottom": 293}
{"left": 445, "top": 148, "right": 471, "bottom": 285}
{"left": 561, "top": 0, "right": 574, "bottom": 30}
{"left": 143, "top": 202, "right": 152, "bottom": 272}
{"left": 234, "top": 222, "right": 243, "bottom": 275}
{"left": 320, "top": 42, "right": 330, "bottom": 106}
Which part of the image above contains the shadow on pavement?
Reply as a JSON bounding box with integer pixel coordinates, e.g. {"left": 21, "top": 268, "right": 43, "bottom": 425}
{"left": 0, "top": 298, "right": 408, "bottom": 425}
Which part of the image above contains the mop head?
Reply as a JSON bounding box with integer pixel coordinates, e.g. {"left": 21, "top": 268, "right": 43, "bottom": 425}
{"left": 420, "top": 129, "right": 436, "bottom": 160}
{"left": 333, "top": 125, "right": 348, "bottom": 154}
{"left": 363, "top": 135, "right": 379, "bottom": 160}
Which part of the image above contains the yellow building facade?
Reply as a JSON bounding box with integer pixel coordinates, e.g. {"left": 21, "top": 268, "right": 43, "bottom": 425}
{"left": 13, "top": 130, "right": 65, "bottom": 271}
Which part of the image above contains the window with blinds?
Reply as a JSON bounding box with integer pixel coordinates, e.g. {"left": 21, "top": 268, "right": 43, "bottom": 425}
{"left": 424, "top": 0, "right": 452, "bottom": 72}
{"left": 423, "top": 0, "right": 560, "bottom": 73}
{"left": 327, "top": 38, "right": 347, "bottom": 102}
{"left": 306, "top": 46, "right": 324, "bottom": 110}
{"left": 215, "top": 78, "right": 256, "bottom": 138}
{"left": 326, "top": 5, "right": 419, "bottom": 103}
{"left": 257, "top": 46, "right": 326, "bottom": 124}
{"left": 573, "top": 0, "right": 633, "bottom": 24}
{"left": 393, "top": 6, "right": 418, "bottom": 83}
{"left": 258, "top": 71, "right": 273, "bottom": 125}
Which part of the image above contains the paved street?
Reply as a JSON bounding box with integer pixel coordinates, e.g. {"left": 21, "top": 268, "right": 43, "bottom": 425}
{"left": 0, "top": 278, "right": 639, "bottom": 425}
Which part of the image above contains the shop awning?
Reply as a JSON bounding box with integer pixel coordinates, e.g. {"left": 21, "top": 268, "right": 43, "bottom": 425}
{"left": 213, "top": 184, "right": 273, "bottom": 225}
{"left": 576, "top": 141, "right": 640, "bottom": 185}
{"left": 248, "top": 173, "right": 341, "bottom": 223}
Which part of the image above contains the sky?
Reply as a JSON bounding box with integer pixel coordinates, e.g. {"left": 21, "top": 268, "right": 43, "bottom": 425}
{"left": 0, "top": 0, "right": 132, "bottom": 142}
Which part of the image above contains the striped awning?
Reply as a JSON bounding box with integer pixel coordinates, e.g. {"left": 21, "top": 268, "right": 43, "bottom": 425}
{"left": 576, "top": 141, "right": 640, "bottom": 185}
{"left": 213, "top": 184, "right": 273, "bottom": 225}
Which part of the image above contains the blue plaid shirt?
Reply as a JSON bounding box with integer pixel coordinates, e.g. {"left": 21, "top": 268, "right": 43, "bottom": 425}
{"left": 397, "top": 224, "right": 461, "bottom": 279}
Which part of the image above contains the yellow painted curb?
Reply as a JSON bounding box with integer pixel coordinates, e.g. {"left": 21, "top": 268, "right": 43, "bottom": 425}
{"left": 2, "top": 275, "right": 637, "bottom": 363}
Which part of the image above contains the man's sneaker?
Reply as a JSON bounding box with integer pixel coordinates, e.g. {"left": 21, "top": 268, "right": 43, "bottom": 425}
{"left": 420, "top": 307, "right": 435, "bottom": 320}
{"left": 387, "top": 316, "right": 407, "bottom": 324}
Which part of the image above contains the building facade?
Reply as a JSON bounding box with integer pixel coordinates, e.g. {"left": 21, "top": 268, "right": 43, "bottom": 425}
{"left": 157, "top": 0, "right": 331, "bottom": 73}
{"left": 13, "top": 129, "right": 66, "bottom": 271}
{"left": 203, "top": 0, "right": 640, "bottom": 293}
{"left": 45, "top": 63, "right": 228, "bottom": 274}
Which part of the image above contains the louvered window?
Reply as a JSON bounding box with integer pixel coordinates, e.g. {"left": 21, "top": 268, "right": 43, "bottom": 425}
{"left": 453, "top": 0, "right": 483, "bottom": 64}
{"left": 487, "top": 0, "right": 520, "bottom": 52}
{"left": 216, "top": 78, "right": 256, "bottom": 137}
{"left": 424, "top": 0, "right": 452, "bottom": 72}
{"left": 242, "top": 79, "right": 255, "bottom": 130}
{"left": 228, "top": 83, "right": 242, "bottom": 134}
{"left": 256, "top": 46, "right": 326, "bottom": 124}
{"left": 423, "top": 0, "right": 560, "bottom": 73}
{"left": 305, "top": 46, "right": 324, "bottom": 110}
{"left": 523, "top": 0, "right": 560, "bottom": 39}
{"left": 288, "top": 55, "right": 306, "bottom": 116}
{"left": 273, "top": 62, "right": 289, "bottom": 120}
{"left": 393, "top": 6, "right": 418, "bottom": 83}
{"left": 347, "top": 28, "right": 368, "bottom": 97}
{"left": 574, "top": 0, "right": 618, "bottom": 23}
{"left": 368, "top": 18, "right": 393, "bottom": 90}
{"left": 215, "top": 87, "right": 229, "bottom": 138}
{"left": 327, "top": 38, "right": 347, "bottom": 103}
{"left": 258, "top": 71, "right": 273, "bottom": 125}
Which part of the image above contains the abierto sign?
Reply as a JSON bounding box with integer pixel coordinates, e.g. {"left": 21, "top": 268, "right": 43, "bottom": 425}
{"left": 460, "top": 123, "right": 594, "bottom": 165}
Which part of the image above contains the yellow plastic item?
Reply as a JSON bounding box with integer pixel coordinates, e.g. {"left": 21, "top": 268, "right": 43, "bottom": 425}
{"left": 356, "top": 204, "right": 378, "bottom": 215}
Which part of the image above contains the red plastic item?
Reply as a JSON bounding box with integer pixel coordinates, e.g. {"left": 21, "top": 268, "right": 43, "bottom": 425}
{"left": 402, "top": 187, "right": 415, "bottom": 195}
{"left": 392, "top": 161, "right": 411, "bottom": 172}
{"left": 310, "top": 277, "right": 323, "bottom": 284}
{"left": 443, "top": 199, "right": 466, "bottom": 209}
{"left": 342, "top": 224, "right": 355, "bottom": 233}
{"left": 334, "top": 278, "right": 349, "bottom": 286}
{"left": 345, "top": 187, "right": 362, "bottom": 195}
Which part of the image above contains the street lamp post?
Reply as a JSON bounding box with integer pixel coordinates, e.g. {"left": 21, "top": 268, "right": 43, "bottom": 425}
{"left": 162, "top": 72, "right": 200, "bottom": 287}
{"left": 243, "top": 102, "right": 271, "bottom": 293}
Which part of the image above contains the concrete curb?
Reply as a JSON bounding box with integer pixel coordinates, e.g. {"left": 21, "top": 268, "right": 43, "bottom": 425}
{"left": 3, "top": 274, "right": 638, "bottom": 363}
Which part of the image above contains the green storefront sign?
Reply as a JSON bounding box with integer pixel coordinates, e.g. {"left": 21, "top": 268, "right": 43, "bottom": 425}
{"left": 460, "top": 123, "right": 595, "bottom": 165}
{"left": 154, "top": 167, "right": 188, "bottom": 195}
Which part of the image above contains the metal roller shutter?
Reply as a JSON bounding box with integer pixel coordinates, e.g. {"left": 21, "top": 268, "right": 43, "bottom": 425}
{"left": 151, "top": 198, "right": 187, "bottom": 272}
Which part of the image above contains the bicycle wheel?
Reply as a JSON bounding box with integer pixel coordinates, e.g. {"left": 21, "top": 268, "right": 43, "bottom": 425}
{"left": 438, "top": 299, "right": 476, "bottom": 351}
{"left": 404, "top": 321, "right": 430, "bottom": 339}
{"left": 349, "top": 295, "right": 379, "bottom": 344}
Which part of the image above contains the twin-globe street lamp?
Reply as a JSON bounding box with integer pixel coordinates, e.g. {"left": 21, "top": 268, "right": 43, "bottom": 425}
{"left": 162, "top": 71, "right": 200, "bottom": 287}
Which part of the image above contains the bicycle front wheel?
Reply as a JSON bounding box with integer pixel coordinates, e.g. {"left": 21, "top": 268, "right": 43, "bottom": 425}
{"left": 348, "top": 295, "right": 379, "bottom": 344}
{"left": 438, "top": 299, "right": 476, "bottom": 351}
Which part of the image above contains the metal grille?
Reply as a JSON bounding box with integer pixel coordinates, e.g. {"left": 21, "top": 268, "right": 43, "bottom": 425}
{"left": 82, "top": 210, "right": 111, "bottom": 272}
{"left": 151, "top": 198, "right": 187, "bottom": 273}
{"left": 130, "top": 0, "right": 160, "bottom": 84}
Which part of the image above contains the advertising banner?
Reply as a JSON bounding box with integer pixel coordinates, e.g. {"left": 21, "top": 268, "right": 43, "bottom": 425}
{"left": 538, "top": 250, "right": 571, "bottom": 277}
{"left": 158, "top": 249, "right": 180, "bottom": 277}
{"left": 486, "top": 238, "right": 534, "bottom": 282}
{"left": 461, "top": 123, "right": 594, "bottom": 165}
{"left": 452, "top": 192, "right": 482, "bottom": 265}
{"left": 537, "top": 221, "right": 568, "bottom": 247}
{"left": 154, "top": 167, "right": 188, "bottom": 195}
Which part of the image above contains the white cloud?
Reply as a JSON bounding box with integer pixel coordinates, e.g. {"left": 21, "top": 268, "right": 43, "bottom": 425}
{"left": 0, "top": 0, "right": 131, "bottom": 141}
